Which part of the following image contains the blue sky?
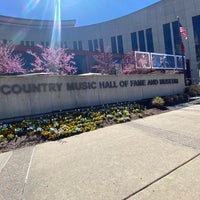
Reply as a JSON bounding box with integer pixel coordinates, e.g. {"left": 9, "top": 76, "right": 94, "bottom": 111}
{"left": 0, "top": 0, "right": 160, "bottom": 27}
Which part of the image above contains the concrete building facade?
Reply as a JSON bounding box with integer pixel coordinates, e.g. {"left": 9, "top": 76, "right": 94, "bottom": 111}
{"left": 0, "top": 0, "right": 200, "bottom": 83}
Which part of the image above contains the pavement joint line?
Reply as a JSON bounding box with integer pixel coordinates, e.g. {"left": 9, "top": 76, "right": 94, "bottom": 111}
{"left": 24, "top": 146, "right": 35, "bottom": 184}
{"left": 0, "top": 147, "right": 35, "bottom": 200}
{"left": 0, "top": 151, "right": 13, "bottom": 174}
{"left": 124, "top": 122, "right": 200, "bottom": 150}
{"left": 121, "top": 152, "right": 200, "bottom": 200}
{"left": 21, "top": 146, "right": 36, "bottom": 199}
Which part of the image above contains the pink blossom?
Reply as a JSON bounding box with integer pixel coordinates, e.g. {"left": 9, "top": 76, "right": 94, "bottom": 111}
{"left": 27, "top": 45, "right": 77, "bottom": 75}
{"left": 92, "top": 48, "right": 117, "bottom": 75}
{"left": 0, "top": 41, "right": 25, "bottom": 74}
{"left": 121, "top": 51, "right": 137, "bottom": 74}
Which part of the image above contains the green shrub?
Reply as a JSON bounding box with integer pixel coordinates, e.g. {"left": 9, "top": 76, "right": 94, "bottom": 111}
{"left": 133, "top": 108, "right": 141, "bottom": 114}
{"left": 151, "top": 96, "right": 165, "bottom": 108}
{"left": 177, "top": 94, "right": 189, "bottom": 103}
{"left": 137, "top": 113, "right": 143, "bottom": 118}
{"left": 0, "top": 135, "right": 4, "bottom": 143}
{"left": 163, "top": 96, "right": 174, "bottom": 106}
{"left": 185, "top": 85, "right": 200, "bottom": 97}
{"left": 7, "top": 133, "right": 15, "bottom": 141}
{"left": 173, "top": 95, "right": 180, "bottom": 103}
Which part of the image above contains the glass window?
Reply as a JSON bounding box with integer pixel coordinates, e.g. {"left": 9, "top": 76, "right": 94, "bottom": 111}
{"left": 172, "top": 21, "right": 181, "bottom": 55}
{"left": 20, "top": 41, "right": 24, "bottom": 46}
{"left": 94, "top": 39, "right": 98, "bottom": 51}
{"left": 138, "top": 30, "right": 146, "bottom": 52}
{"left": 64, "top": 42, "right": 67, "bottom": 48}
{"left": 88, "top": 40, "right": 93, "bottom": 51}
{"left": 99, "top": 39, "right": 104, "bottom": 52}
{"left": 78, "top": 41, "right": 83, "bottom": 50}
{"left": 163, "top": 23, "right": 173, "bottom": 54}
{"left": 146, "top": 28, "right": 154, "bottom": 52}
{"left": 117, "top": 35, "right": 124, "bottom": 54}
{"left": 31, "top": 41, "right": 35, "bottom": 46}
{"left": 46, "top": 42, "right": 49, "bottom": 47}
{"left": 111, "top": 36, "right": 117, "bottom": 53}
{"left": 192, "top": 15, "right": 200, "bottom": 70}
{"left": 73, "top": 41, "right": 78, "bottom": 50}
{"left": 131, "top": 32, "right": 138, "bottom": 51}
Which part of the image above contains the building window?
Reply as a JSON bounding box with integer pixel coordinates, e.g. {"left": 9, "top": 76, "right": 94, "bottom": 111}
{"left": 138, "top": 30, "right": 146, "bottom": 52}
{"left": 20, "top": 41, "right": 24, "bottom": 46}
{"left": 46, "top": 42, "right": 49, "bottom": 47}
{"left": 3, "top": 39, "right": 7, "bottom": 45}
{"left": 172, "top": 21, "right": 181, "bottom": 55}
{"left": 111, "top": 36, "right": 117, "bottom": 53}
{"left": 131, "top": 32, "right": 138, "bottom": 51}
{"left": 94, "top": 39, "right": 98, "bottom": 51}
{"left": 73, "top": 41, "right": 78, "bottom": 50}
{"left": 64, "top": 42, "right": 67, "bottom": 48}
{"left": 78, "top": 41, "right": 83, "bottom": 50}
{"left": 26, "top": 41, "right": 30, "bottom": 46}
{"left": 41, "top": 41, "right": 44, "bottom": 46}
{"left": 117, "top": 35, "right": 124, "bottom": 54}
{"left": 146, "top": 28, "right": 154, "bottom": 52}
{"left": 88, "top": 40, "right": 93, "bottom": 51}
{"left": 163, "top": 23, "right": 173, "bottom": 54}
{"left": 192, "top": 15, "right": 200, "bottom": 70}
{"left": 31, "top": 41, "right": 35, "bottom": 46}
{"left": 61, "top": 41, "right": 67, "bottom": 48}
{"left": 99, "top": 39, "right": 104, "bottom": 52}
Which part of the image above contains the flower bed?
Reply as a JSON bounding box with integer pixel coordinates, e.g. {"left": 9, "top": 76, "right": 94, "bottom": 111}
{"left": 0, "top": 101, "right": 164, "bottom": 152}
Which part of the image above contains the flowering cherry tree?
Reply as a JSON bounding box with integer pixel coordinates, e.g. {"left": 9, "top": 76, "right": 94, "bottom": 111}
{"left": 27, "top": 45, "right": 77, "bottom": 75}
{"left": 0, "top": 41, "right": 25, "bottom": 74}
{"left": 121, "top": 51, "right": 136, "bottom": 74}
{"left": 92, "top": 48, "right": 117, "bottom": 74}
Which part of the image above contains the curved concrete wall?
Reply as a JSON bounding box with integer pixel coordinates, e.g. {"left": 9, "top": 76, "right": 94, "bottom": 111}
{"left": 0, "top": 74, "right": 184, "bottom": 120}
{"left": 0, "top": 0, "right": 200, "bottom": 82}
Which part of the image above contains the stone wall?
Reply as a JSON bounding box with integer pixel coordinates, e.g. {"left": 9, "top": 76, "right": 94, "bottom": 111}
{"left": 0, "top": 73, "right": 185, "bottom": 120}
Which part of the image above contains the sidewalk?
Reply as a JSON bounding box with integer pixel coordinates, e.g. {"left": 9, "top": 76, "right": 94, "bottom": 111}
{"left": 0, "top": 105, "right": 200, "bottom": 200}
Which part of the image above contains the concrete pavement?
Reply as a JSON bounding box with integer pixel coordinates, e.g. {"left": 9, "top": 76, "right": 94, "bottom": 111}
{"left": 0, "top": 105, "right": 200, "bottom": 200}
